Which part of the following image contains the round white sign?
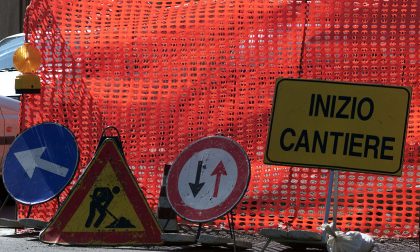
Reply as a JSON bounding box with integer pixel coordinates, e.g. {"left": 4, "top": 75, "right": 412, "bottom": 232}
{"left": 177, "top": 148, "right": 238, "bottom": 210}
{"left": 167, "top": 136, "right": 250, "bottom": 222}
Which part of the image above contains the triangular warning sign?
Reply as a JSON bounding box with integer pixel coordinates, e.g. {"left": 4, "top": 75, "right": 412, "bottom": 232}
{"left": 40, "top": 138, "right": 162, "bottom": 245}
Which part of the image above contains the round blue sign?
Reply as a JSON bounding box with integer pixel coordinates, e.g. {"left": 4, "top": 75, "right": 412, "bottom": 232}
{"left": 3, "top": 122, "right": 79, "bottom": 205}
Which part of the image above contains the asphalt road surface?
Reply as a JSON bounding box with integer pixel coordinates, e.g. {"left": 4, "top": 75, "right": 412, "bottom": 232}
{"left": 0, "top": 228, "right": 418, "bottom": 252}
{"left": 0, "top": 202, "right": 418, "bottom": 251}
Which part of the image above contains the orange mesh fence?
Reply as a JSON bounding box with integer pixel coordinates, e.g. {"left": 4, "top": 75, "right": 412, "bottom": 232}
{"left": 18, "top": 0, "right": 418, "bottom": 238}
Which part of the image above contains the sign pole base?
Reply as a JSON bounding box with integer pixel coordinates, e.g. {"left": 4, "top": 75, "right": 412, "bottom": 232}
{"left": 321, "top": 170, "right": 335, "bottom": 242}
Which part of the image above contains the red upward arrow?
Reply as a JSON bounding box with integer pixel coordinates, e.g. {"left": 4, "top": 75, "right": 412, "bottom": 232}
{"left": 211, "top": 161, "right": 227, "bottom": 198}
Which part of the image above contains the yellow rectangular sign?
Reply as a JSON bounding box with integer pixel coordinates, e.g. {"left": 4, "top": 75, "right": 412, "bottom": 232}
{"left": 265, "top": 79, "right": 411, "bottom": 176}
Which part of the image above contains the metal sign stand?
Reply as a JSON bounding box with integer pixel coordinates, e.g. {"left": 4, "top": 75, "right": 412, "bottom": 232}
{"left": 260, "top": 169, "right": 336, "bottom": 251}
{"left": 56, "top": 195, "right": 61, "bottom": 208}
{"left": 0, "top": 195, "right": 10, "bottom": 212}
{"left": 321, "top": 169, "right": 335, "bottom": 241}
{"left": 196, "top": 223, "right": 203, "bottom": 240}
{"left": 332, "top": 170, "right": 339, "bottom": 231}
{"left": 193, "top": 210, "right": 248, "bottom": 250}
{"left": 25, "top": 205, "right": 32, "bottom": 218}
{"left": 228, "top": 211, "right": 237, "bottom": 252}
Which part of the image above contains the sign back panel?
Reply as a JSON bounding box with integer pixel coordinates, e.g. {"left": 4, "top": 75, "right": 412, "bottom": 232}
{"left": 265, "top": 79, "right": 411, "bottom": 175}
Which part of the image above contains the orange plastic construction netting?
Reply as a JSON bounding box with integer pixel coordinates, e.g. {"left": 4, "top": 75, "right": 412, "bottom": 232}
{"left": 19, "top": 0, "right": 418, "bottom": 238}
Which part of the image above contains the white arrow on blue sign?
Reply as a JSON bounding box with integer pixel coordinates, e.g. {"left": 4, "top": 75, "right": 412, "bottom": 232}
{"left": 2, "top": 122, "right": 79, "bottom": 205}
{"left": 14, "top": 147, "right": 70, "bottom": 178}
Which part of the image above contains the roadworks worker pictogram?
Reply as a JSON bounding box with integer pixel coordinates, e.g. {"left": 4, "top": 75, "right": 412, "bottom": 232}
{"left": 85, "top": 186, "right": 135, "bottom": 229}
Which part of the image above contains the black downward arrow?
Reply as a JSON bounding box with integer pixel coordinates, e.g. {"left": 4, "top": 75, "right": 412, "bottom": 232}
{"left": 189, "top": 160, "right": 205, "bottom": 197}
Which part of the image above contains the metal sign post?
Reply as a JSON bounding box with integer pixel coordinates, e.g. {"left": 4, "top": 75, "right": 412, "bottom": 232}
{"left": 332, "top": 170, "right": 339, "bottom": 231}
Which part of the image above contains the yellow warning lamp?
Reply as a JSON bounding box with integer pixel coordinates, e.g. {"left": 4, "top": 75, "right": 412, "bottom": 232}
{"left": 13, "top": 43, "right": 42, "bottom": 94}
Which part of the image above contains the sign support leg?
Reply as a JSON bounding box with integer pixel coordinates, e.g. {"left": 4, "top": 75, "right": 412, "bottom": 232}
{"left": 56, "top": 195, "right": 61, "bottom": 208}
{"left": 260, "top": 238, "right": 272, "bottom": 252}
{"left": 321, "top": 170, "right": 335, "bottom": 242}
{"left": 332, "top": 170, "right": 339, "bottom": 231}
{"left": 228, "top": 211, "right": 237, "bottom": 252}
{"left": 26, "top": 205, "right": 32, "bottom": 218}
{"left": 196, "top": 223, "right": 202, "bottom": 240}
{"left": 0, "top": 195, "right": 10, "bottom": 211}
